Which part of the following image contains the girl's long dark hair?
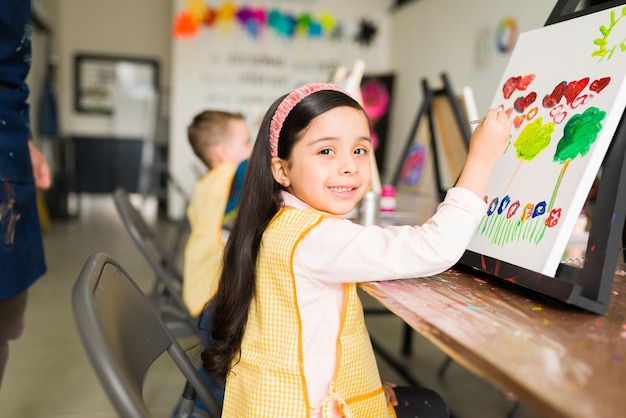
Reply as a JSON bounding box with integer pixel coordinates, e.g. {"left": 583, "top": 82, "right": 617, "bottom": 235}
{"left": 201, "top": 89, "right": 365, "bottom": 383}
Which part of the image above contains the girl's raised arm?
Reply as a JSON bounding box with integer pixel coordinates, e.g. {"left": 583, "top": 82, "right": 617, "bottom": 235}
{"left": 455, "top": 109, "right": 512, "bottom": 198}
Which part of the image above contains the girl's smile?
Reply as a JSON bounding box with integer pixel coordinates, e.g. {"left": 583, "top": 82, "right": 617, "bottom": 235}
{"left": 272, "top": 106, "right": 372, "bottom": 215}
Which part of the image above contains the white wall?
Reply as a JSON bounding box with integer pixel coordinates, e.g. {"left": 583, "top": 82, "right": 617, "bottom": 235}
{"left": 168, "top": 0, "right": 394, "bottom": 218}
{"left": 169, "top": 0, "right": 561, "bottom": 217}
{"left": 385, "top": 0, "right": 558, "bottom": 183}
{"left": 54, "top": 0, "right": 172, "bottom": 137}
{"left": 29, "top": 0, "right": 564, "bottom": 218}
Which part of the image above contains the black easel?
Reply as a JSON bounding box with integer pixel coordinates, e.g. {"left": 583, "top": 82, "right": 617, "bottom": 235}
{"left": 544, "top": 0, "right": 626, "bottom": 26}
{"left": 392, "top": 73, "right": 471, "bottom": 201}
{"left": 459, "top": 0, "right": 626, "bottom": 315}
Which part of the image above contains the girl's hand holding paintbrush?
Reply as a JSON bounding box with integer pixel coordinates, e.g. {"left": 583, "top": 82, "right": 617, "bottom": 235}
{"left": 456, "top": 109, "right": 512, "bottom": 199}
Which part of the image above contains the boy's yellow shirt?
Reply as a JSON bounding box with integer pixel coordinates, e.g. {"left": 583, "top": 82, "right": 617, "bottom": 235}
{"left": 183, "top": 162, "right": 237, "bottom": 317}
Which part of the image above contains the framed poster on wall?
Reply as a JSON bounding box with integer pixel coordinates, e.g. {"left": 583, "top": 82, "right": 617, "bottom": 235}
{"left": 74, "top": 53, "right": 159, "bottom": 115}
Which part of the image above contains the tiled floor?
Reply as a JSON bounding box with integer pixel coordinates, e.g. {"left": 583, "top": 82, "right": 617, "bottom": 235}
{"left": 0, "top": 194, "right": 545, "bottom": 418}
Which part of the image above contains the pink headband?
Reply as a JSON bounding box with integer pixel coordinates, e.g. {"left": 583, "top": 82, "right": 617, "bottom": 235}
{"left": 269, "top": 82, "right": 350, "bottom": 158}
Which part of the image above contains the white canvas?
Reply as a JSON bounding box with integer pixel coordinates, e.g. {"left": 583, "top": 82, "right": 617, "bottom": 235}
{"left": 466, "top": 5, "right": 626, "bottom": 276}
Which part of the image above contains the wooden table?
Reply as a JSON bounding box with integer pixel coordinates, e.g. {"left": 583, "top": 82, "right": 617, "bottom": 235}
{"left": 360, "top": 261, "right": 626, "bottom": 418}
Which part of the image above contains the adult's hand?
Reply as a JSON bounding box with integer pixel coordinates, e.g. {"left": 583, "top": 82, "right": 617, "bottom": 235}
{"left": 28, "top": 140, "right": 51, "bottom": 191}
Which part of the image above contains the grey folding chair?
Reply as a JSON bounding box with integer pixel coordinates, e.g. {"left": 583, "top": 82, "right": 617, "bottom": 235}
{"left": 72, "top": 252, "right": 222, "bottom": 418}
{"left": 113, "top": 187, "right": 195, "bottom": 336}
{"left": 163, "top": 172, "right": 192, "bottom": 262}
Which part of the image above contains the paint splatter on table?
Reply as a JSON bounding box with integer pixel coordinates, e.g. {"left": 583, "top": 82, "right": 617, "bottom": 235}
{"left": 360, "top": 261, "right": 626, "bottom": 418}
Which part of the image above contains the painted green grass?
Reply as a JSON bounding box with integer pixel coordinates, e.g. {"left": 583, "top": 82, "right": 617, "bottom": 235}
{"left": 476, "top": 213, "right": 548, "bottom": 246}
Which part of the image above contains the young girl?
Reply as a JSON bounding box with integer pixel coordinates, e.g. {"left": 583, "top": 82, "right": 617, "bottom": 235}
{"left": 202, "top": 83, "right": 511, "bottom": 417}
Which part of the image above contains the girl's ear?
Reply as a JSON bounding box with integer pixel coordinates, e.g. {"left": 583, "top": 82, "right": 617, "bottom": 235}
{"left": 270, "top": 157, "right": 291, "bottom": 188}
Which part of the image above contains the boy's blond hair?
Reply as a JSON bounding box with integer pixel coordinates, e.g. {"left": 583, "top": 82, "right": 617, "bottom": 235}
{"left": 187, "top": 110, "right": 245, "bottom": 164}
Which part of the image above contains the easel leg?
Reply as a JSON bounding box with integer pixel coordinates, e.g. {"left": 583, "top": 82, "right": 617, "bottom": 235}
{"left": 507, "top": 401, "right": 523, "bottom": 418}
{"left": 437, "top": 356, "right": 454, "bottom": 378}
{"left": 622, "top": 216, "right": 626, "bottom": 262}
{"left": 401, "top": 322, "right": 412, "bottom": 356}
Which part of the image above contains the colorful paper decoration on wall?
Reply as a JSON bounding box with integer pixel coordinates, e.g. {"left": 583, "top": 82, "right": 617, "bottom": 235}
{"left": 354, "top": 18, "right": 378, "bottom": 46}
{"left": 173, "top": 0, "right": 378, "bottom": 45}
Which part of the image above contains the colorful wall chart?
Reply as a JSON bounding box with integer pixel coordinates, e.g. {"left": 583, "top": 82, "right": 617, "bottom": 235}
{"left": 466, "top": 5, "right": 626, "bottom": 276}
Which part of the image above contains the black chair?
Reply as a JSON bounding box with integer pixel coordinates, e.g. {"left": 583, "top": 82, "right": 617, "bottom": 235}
{"left": 72, "top": 252, "right": 222, "bottom": 418}
{"left": 112, "top": 187, "right": 195, "bottom": 336}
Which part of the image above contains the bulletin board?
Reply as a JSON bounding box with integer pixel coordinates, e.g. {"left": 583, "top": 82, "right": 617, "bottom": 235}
{"left": 361, "top": 73, "right": 395, "bottom": 178}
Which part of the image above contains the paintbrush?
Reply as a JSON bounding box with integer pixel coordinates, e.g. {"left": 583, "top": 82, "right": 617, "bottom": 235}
{"left": 470, "top": 118, "right": 485, "bottom": 124}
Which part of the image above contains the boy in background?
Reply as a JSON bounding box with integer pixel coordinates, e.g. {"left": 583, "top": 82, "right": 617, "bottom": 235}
{"left": 183, "top": 110, "right": 251, "bottom": 318}
{"left": 173, "top": 110, "right": 252, "bottom": 414}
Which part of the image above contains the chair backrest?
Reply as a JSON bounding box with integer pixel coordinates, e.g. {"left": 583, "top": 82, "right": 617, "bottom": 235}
{"left": 164, "top": 172, "right": 192, "bottom": 266}
{"left": 112, "top": 187, "right": 195, "bottom": 335}
{"left": 113, "top": 187, "right": 183, "bottom": 282}
{"left": 72, "top": 252, "right": 222, "bottom": 418}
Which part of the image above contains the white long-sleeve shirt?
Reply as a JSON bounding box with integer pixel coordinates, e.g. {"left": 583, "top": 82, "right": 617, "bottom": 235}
{"left": 282, "top": 187, "right": 487, "bottom": 415}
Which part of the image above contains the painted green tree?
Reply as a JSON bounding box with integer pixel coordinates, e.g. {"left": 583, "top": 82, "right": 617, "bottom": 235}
{"left": 548, "top": 106, "right": 606, "bottom": 212}
{"left": 503, "top": 117, "right": 555, "bottom": 194}
{"left": 532, "top": 106, "right": 606, "bottom": 243}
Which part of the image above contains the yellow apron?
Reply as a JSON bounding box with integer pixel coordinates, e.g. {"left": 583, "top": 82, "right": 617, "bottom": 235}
{"left": 183, "top": 162, "right": 236, "bottom": 316}
{"left": 223, "top": 207, "right": 394, "bottom": 417}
